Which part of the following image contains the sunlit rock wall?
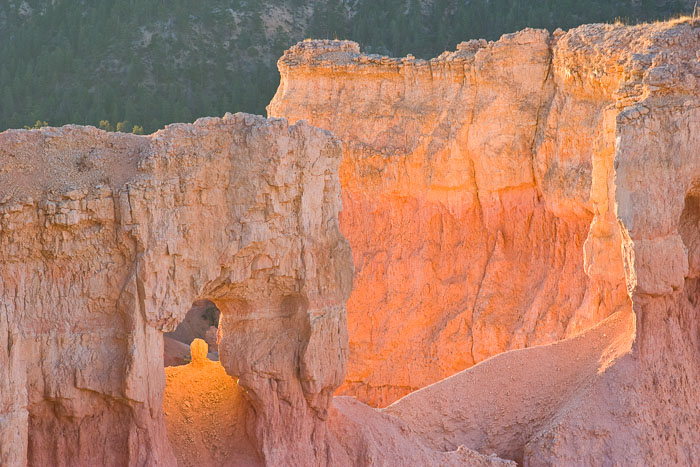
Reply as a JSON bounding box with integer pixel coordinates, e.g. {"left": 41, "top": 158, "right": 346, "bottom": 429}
{"left": 341, "top": 20, "right": 699, "bottom": 465}
{"left": 269, "top": 22, "right": 673, "bottom": 405}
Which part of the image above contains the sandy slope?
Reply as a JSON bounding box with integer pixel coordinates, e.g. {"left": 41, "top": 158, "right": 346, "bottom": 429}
{"left": 383, "top": 308, "right": 635, "bottom": 463}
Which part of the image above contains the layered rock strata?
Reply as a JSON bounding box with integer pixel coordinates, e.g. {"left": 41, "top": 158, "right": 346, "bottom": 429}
{"left": 0, "top": 114, "right": 353, "bottom": 466}
{"left": 268, "top": 20, "right": 698, "bottom": 407}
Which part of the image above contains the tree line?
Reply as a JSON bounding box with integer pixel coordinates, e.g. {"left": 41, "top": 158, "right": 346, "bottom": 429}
{"left": 0, "top": 0, "right": 693, "bottom": 133}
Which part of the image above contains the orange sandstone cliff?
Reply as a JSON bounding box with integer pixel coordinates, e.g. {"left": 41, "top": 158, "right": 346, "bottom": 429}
{"left": 383, "top": 20, "right": 700, "bottom": 461}
{"left": 268, "top": 20, "right": 698, "bottom": 407}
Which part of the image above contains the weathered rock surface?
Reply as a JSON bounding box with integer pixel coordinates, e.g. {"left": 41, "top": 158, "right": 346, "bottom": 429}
{"left": 0, "top": 108, "right": 511, "bottom": 467}
{"left": 385, "top": 63, "right": 700, "bottom": 462}
{"left": 269, "top": 18, "right": 700, "bottom": 465}
{"left": 0, "top": 113, "right": 353, "bottom": 466}
{"left": 268, "top": 19, "right": 698, "bottom": 407}
{"left": 1, "top": 18, "right": 698, "bottom": 467}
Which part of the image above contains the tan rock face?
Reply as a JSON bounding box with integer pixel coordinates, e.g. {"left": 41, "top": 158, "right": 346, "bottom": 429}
{"left": 0, "top": 113, "right": 353, "bottom": 466}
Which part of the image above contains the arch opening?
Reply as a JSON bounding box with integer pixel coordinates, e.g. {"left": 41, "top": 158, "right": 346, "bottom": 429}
{"left": 163, "top": 299, "right": 220, "bottom": 367}
{"left": 161, "top": 298, "right": 262, "bottom": 466}
{"left": 680, "top": 190, "right": 700, "bottom": 281}
{"left": 679, "top": 189, "right": 700, "bottom": 322}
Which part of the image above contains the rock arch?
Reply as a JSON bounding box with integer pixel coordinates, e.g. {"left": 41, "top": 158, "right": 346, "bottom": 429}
{"left": 0, "top": 113, "right": 352, "bottom": 466}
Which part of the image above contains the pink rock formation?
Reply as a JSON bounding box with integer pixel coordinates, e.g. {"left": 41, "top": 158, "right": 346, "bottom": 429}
{"left": 0, "top": 110, "right": 507, "bottom": 467}
{"left": 267, "top": 20, "right": 696, "bottom": 408}
{"left": 0, "top": 113, "right": 353, "bottom": 466}
{"left": 1, "top": 18, "right": 698, "bottom": 467}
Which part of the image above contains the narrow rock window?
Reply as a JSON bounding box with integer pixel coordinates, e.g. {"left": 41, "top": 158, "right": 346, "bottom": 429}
{"left": 163, "top": 299, "right": 220, "bottom": 366}
{"left": 162, "top": 301, "right": 262, "bottom": 465}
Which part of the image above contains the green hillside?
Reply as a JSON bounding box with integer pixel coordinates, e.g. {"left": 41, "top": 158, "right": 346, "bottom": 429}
{"left": 0, "top": 0, "right": 694, "bottom": 133}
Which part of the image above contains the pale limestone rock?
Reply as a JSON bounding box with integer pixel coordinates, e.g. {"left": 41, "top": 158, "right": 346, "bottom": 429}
{"left": 0, "top": 113, "right": 353, "bottom": 466}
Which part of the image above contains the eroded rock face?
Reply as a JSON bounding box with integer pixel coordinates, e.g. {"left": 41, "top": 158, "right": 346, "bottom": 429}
{"left": 268, "top": 20, "right": 697, "bottom": 407}
{"left": 268, "top": 30, "right": 599, "bottom": 406}
{"left": 268, "top": 19, "right": 699, "bottom": 465}
{"left": 0, "top": 113, "right": 353, "bottom": 466}
{"left": 1, "top": 19, "right": 698, "bottom": 467}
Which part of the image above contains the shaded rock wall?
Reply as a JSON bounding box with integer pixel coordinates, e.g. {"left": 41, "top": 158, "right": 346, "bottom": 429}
{"left": 0, "top": 114, "right": 353, "bottom": 466}
{"left": 268, "top": 20, "right": 697, "bottom": 407}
